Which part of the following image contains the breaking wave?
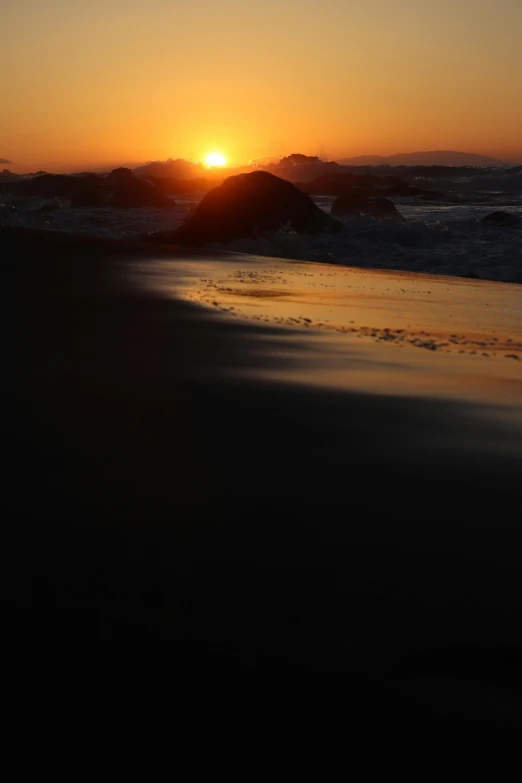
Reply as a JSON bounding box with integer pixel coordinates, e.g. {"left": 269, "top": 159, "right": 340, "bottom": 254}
{"left": 2, "top": 173, "right": 521, "bottom": 283}
{"left": 211, "top": 214, "right": 522, "bottom": 284}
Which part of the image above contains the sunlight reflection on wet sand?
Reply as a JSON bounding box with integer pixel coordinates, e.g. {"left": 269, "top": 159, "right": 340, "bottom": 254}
{"left": 130, "top": 253, "right": 522, "bottom": 407}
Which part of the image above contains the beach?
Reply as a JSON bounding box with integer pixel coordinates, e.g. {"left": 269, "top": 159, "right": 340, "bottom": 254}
{"left": 11, "top": 225, "right": 522, "bottom": 717}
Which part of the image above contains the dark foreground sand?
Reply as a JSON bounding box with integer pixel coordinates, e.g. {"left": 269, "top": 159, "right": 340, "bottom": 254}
{"left": 10, "top": 227, "right": 522, "bottom": 720}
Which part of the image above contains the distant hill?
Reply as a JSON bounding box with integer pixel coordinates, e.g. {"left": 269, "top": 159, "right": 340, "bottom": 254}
{"left": 336, "top": 151, "right": 505, "bottom": 167}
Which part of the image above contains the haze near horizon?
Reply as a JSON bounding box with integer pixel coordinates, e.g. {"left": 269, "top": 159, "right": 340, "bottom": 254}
{"left": 1, "top": 0, "right": 521, "bottom": 171}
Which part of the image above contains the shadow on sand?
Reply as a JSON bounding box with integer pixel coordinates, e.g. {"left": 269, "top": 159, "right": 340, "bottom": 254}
{"left": 9, "top": 227, "right": 522, "bottom": 722}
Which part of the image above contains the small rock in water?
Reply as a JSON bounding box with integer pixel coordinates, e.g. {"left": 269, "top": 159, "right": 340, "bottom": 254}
{"left": 480, "top": 211, "right": 520, "bottom": 228}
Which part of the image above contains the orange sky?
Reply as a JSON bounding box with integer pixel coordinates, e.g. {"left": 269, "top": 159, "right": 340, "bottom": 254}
{"left": 1, "top": 0, "right": 521, "bottom": 171}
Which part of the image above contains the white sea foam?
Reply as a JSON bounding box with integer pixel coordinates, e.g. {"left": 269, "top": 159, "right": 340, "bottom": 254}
{"left": 2, "top": 187, "right": 521, "bottom": 283}
{"left": 0, "top": 195, "right": 191, "bottom": 238}
{"left": 210, "top": 217, "right": 522, "bottom": 284}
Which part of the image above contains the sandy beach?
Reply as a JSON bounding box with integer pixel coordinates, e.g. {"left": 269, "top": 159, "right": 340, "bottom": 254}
{"left": 136, "top": 250, "right": 522, "bottom": 403}
{"left": 11, "top": 226, "right": 522, "bottom": 718}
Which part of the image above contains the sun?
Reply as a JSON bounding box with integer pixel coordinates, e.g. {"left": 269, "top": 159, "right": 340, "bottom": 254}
{"left": 205, "top": 152, "right": 227, "bottom": 167}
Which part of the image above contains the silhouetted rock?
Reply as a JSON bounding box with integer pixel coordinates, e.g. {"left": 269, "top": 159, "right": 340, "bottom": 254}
{"left": 276, "top": 154, "right": 328, "bottom": 168}
{"left": 387, "top": 182, "right": 419, "bottom": 196}
{"left": 386, "top": 183, "right": 443, "bottom": 199}
{"left": 145, "top": 176, "right": 215, "bottom": 195}
{"left": 145, "top": 171, "right": 339, "bottom": 245}
{"left": 418, "top": 190, "right": 445, "bottom": 200}
{"left": 504, "top": 166, "right": 522, "bottom": 176}
{"left": 102, "top": 168, "right": 172, "bottom": 208}
{"left": 264, "top": 166, "right": 332, "bottom": 183}
{"left": 108, "top": 179, "right": 172, "bottom": 209}
{"left": 337, "top": 151, "right": 504, "bottom": 167}
{"left": 332, "top": 194, "right": 405, "bottom": 220}
{"left": 480, "top": 211, "right": 520, "bottom": 227}
{"left": 134, "top": 158, "right": 206, "bottom": 179}
{"left": 0, "top": 169, "right": 26, "bottom": 184}
{"left": 30, "top": 201, "right": 60, "bottom": 214}
{"left": 299, "top": 173, "right": 441, "bottom": 200}
{"left": 0, "top": 167, "right": 174, "bottom": 208}
{"left": 105, "top": 167, "right": 135, "bottom": 183}
{"left": 297, "top": 173, "right": 360, "bottom": 195}
{"left": 0, "top": 173, "right": 89, "bottom": 198}
{"left": 336, "top": 165, "right": 504, "bottom": 180}
{"left": 70, "top": 187, "right": 107, "bottom": 208}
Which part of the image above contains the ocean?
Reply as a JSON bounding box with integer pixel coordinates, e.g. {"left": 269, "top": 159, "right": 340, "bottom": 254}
{"left": 2, "top": 167, "right": 521, "bottom": 283}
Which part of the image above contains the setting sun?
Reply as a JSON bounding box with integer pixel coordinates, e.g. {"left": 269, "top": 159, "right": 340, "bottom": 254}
{"left": 205, "top": 152, "right": 227, "bottom": 168}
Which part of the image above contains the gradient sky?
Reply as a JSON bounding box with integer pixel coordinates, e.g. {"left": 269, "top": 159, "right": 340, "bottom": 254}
{"left": 1, "top": 0, "right": 521, "bottom": 171}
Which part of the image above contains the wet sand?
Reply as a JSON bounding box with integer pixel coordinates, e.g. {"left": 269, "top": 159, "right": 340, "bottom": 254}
{"left": 135, "top": 251, "right": 522, "bottom": 405}
{"left": 10, "top": 227, "right": 522, "bottom": 720}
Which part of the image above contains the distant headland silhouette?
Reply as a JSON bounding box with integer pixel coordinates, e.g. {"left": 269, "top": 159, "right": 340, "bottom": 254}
{"left": 1, "top": 149, "right": 513, "bottom": 180}
{"left": 336, "top": 151, "right": 505, "bottom": 167}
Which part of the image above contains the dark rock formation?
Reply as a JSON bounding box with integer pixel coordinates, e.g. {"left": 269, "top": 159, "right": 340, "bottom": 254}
{"left": 145, "top": 176, "right": 215, "bottom": 195}
{"left": 275, "top": 154, "right": 328, "bottom": 168}
{"left": 298, "top": 172, "right": 441, "bottom": 200}
{"left": 134, "top": 158, "right": 206, "bottom": 179}
{"left": 297, "top": 173, "right": 363, "bottom": 195}
{"left": 30, "top": 202, "right": 60, "bottom": 214}
{"left": 265, "top": 156, "right": 341, "bottom": 183}
{"left": 504, "top": 166, "right": 522, "bottom": 176}
{"left": 480, "top": 211, "right": 520, "bottom": 227}
{"left": 106, "top": 171, "right": 172, "bottom": 208}
{"left": 0, "top": 169, "right": 25, "bottom": 184}
{"left": 331, "top": 194, "right": 405, "bottom": 220}
{"left": 0, "top": 173, "right": 91, "bottom": 198}
{"left": 70, "top": 187, "right": 107, "bottom": 208}
{"left": 145, "top": 171, "right": 339, "bottom": 245}
{"left": 105, "top": 167, "right": 135, "bottom": 184}
{"left": 337, "top": 151, "right": 504, "bottom": 167}
{"left": 0, "top": 168, "right": 173, "bottom": 209}
{"left": 385, "top": 183, "right": 443, "bottom": 199}
{"left": 101, "top": 167, "right": 171, "bottom": 208}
